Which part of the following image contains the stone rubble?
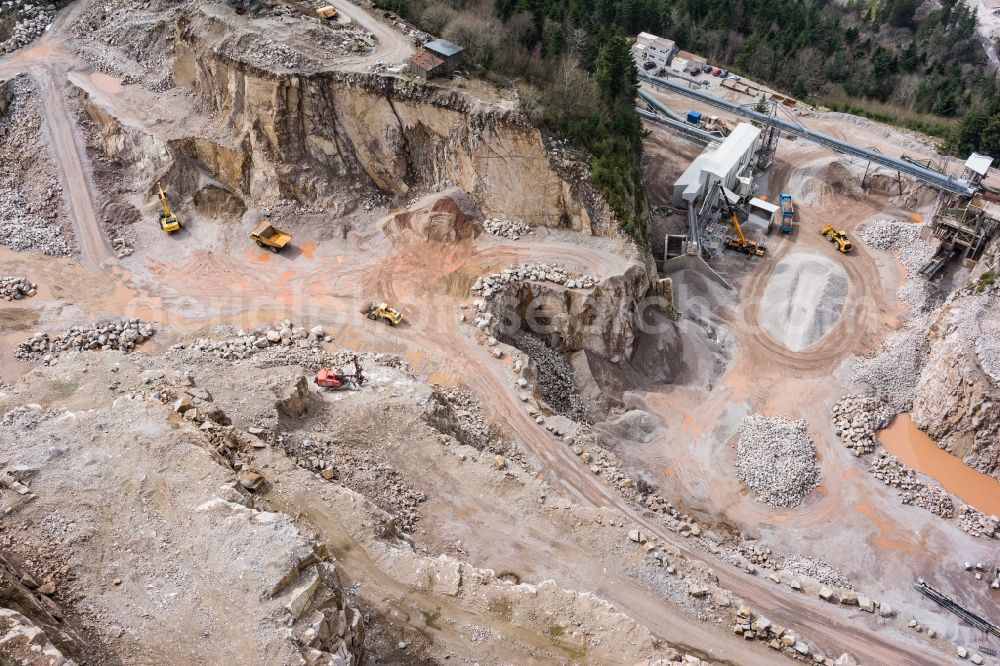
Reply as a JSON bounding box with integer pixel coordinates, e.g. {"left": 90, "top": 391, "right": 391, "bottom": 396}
{"left": 502, "top": 330, "right": 584, "bottom": 420}
{"left": 735, "top": 414, "right": 820, "bottom": 508}
{"left": 869, "top": 450, "right": 955, "bottom": 517}
{"left": 482, "top": 217, "right": 531, "bottom": 240}
{"left": 729, "top": 605, "right": 828, "bottom": 662}
{"left": 169, "top": 320, "right": 330, "bottom": 361}
{"left": 957, "top": 505, "right": 1000, "bottom": 539}
{"left": 471, "top": 262, "right": 598, "bottom": 301}
{"left": 0, "top": 76, "right": 73, "bottom": 256}
{"left": 14, "top": 319, "right": 155, "bottom": 364}
{"left": 0, "top": 275, "right": 37, "bottom": 300}
{"left": 0, "top": 0, "right": 58, "bottom": 54}
{"left": 831, "top": 394, "right": 893, "bottom": 456}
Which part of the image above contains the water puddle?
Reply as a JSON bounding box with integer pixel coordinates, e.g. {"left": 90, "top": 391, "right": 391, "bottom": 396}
{"left": 878, "top": 414, "right": 1000, "bottom": 516}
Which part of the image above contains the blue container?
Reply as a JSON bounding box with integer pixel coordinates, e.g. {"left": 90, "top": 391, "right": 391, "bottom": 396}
{"left": 687, "top": 110, "right": 702, "bottom": 124}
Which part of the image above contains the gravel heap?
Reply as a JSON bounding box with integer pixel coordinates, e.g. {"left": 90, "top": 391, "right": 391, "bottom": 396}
{"left": 859, "top": 219, "right": 939, "bottom": 313}
{"left": 735, "top": 414, "right": 820, "bottom": 508}
{"left": 869, "top": 450, "right": 955, "bottom": 518}
{"left": 0, "top": 276, "right": 36, "bottom": 300}
{"left": 831, "top": 394, "right": 894, "bottom": 455}
{"left": 730, "top": 605, "right": 815, "bottom": 659}
{"left": 0, "top": 77, "right": 73, "bottom": 256}
{"left": 0, "top": 1, "right": 57, "bottom": 54}
{"left": 483, "top": 218, "right": 531, "bottom": 240}
{"left": 958, "top": 505, "right": 999, "bottom": 539}
{"left": 503, "top": 330, "right": 584, "bottom": 420}
{"left": 170, "top": 321, "right": 331, "bottom": 361}
{"left": 780, "top": 556, "right": 850, "bottom": 589}
{"left": 472, "top": 263, "right": 597, "bottom": 299}
{"left": 14, "top": 319, "right": 155, "bottom": 364}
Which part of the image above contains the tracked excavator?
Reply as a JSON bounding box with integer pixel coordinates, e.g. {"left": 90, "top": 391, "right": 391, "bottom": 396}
{"left": 716, "top": 181, "right": 765, "bottom": 257}
{"left": 156, "top": 183, "right": 181, "bottom": 234}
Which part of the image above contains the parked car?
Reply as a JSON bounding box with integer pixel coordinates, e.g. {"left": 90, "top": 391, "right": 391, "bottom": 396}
{"left": 689, "top": 69, "right": 699, "bottom": 77}
{"left": 720, "top": 69, "right": 729, "bottom": 78}
{"left": 703, "top": 65, "right": 712, "bottom": 73}
{"left": 643, "top": 60, "right": 656, "bottom": 71}
{"left": 712, "top": 67, "right": 721, "bottom": 76}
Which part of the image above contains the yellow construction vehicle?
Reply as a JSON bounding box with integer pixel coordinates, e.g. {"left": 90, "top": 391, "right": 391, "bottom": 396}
{"left": 716, "top": 182, "right": 765, "bottom": 257}
{"left": 316, "top": 5, "right": 338, "bottom": 20}
{"left": 250, "top": 220, "right": 293, "bottom": 252}
{"left": 820, "top": 224, "right": 852, "bottom": 253}
{"left": 157, "top": 183, "right": 181, "bottom": 233}
{"left": 361, "top": 301, "right": 402, "bottom": 326}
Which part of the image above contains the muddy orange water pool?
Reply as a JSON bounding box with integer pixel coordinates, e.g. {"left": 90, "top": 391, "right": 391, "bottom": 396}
{"left": 878, "top": 414, "right": 1000, "bottom": 516}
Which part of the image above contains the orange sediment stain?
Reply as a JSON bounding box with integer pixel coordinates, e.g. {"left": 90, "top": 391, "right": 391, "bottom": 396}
{"left": 301, "top": 240, "right": 317, "bottom": 260}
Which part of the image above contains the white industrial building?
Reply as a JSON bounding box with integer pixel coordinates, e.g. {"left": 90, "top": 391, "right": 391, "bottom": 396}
{"left": 671, "top": 123, "right": 761, "bottom": 208}
{"left": 633, "top": 32, "right": 675, "bottom": 67}
{"left": 670, "top": 50, "right": 706, "bottom": 73}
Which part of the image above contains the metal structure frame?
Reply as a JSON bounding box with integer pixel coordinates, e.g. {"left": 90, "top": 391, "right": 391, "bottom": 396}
{"left": 639, "top": 72, "right": 976, "bottom": 196}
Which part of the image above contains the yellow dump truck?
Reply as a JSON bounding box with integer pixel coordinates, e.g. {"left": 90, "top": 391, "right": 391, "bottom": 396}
{"left": 250, "top": 220, "right": 292, "bottom": 252}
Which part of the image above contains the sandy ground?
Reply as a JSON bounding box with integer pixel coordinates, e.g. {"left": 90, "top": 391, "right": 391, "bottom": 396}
{"left": 0, "top": 1, "right": 997, "bottom": 664}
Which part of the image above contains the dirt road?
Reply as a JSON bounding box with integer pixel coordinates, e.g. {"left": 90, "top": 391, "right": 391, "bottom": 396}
{"left": 330, "top": 0, "right": 414, "bottom": 69}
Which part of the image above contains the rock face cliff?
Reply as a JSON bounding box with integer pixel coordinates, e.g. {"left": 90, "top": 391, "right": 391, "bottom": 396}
{"left": 487, "top": 264, "right": 672, "bottom": 365}
{"left": 77, "top": 3, "right": 608, "bottom": 233}
{"left": 911, "top": 249, "right": 1000, "bottom": 481}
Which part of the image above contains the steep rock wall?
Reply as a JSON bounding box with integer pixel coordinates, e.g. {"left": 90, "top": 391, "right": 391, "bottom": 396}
{"left": 911, "top": 281, "right": 1000, "bottom": 481}
{"left": 487, "top": 264, "right": 672, "bottom": 364}
{"left": 171, "top": 7, "right": 601, "bottom": 232}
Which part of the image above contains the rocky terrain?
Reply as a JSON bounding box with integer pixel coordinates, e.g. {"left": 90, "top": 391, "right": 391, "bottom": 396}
{"left": 0, "top": 75, "right": 73, "bottom": 256}
{"left": 0, "top": 0, "right": 60, "bottom": 54}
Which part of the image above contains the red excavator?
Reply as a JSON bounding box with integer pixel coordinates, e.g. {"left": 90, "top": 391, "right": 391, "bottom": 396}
{"left": 314, "top": 356, "right": 364, "bottom": 391}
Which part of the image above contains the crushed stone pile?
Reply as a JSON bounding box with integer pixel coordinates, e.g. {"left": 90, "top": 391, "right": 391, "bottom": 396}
{"left": 869, "top": 450, "right": 954, "bottom": 518}
{"left": 170, "top": 321, "right": 331, "bottom": 360}
{"left": 0, "top": 76, "right": 73, "bottom": 256}
{"left": 850, "top": 221, "right": 942, "bottom": 409}
{"left": 0, "top": 276, "right": 36, "bottom": 300}
{"left": 759, "top": 253, "right": 847, "bottom": 351}
{"left": 958, "top": 505, "right": 1000, "bottom": 539}
{"left": 503, "top": 330, "right": 584, "bottom": 420}
{"left": 0, "top": 1, "right": 57, "bottom": 54}
{"left": 780, "top": 556, "right": 850, "bottom": 589}
{"left": 736, "top": 414, "right": 820, "bottom": 508}
{"left": 14, "top": 319, "right": 155, "bottom": 364}
{"left": 483, "top": 218, "right": 532, "bottom": 240}
{"left": 831, "top": 394, "right": 894, "bottom": 456}
{"left": 859, "top": 218, "right": 939, "bottom": 313}
{"left": 472, "top": 262, "right": 597, "bottom": 300}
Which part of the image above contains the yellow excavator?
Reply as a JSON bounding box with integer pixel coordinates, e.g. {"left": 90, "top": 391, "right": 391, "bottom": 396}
{"left": 716, "top": 182, "right": 765, "bottom": 257}
{"left": 157, "top": 183, "right": 181, "bottom": 234}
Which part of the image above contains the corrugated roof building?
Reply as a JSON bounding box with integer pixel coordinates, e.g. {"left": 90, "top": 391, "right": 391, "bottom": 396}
{"left": 423, "top": 39, "right": 464, "bottom": 70}
{"left": 408, "top": 49, "right": 445, "bottom": 80}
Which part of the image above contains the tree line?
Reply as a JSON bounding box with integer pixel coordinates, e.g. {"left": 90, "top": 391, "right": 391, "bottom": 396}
{"left": 378, "top": 0, "right": 1000, "bottom": 244}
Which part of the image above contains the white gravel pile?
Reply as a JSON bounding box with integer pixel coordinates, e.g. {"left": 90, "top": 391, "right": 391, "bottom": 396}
{"left": 0, "top": 276, "right": 36, "bottom": 300}
{"left": 736, "top": 414, "right": 820, "bottom": 508}
{"left": 957, "top": 505, "right": 1000, "bottom": 539}
{"left": 760, "top": 253, "right": 847, "bottom": 351}
{"left": 859, "top": 219, "right": 939, "bottom": 312}
{"left": 780, "top": 556, "right": 850, "bottom": 589}
{"left": 483, "top": 218, "right": 531, "bottom": 240}
{"left": 869, "top": 450, "right": 954, "bottom": 517}
{"left": 14, "top": 319, "right": 155, "bottom": 364}
{"left": 170, "top": 321, "right": 331, "bottom": 361}
{"left": 849, "top": 221, "right": 943, "bottom": 407}
{"left": 831, "top": 394, "right": 893, "bottom": 455}
{"left": 0, "top": 1, "right": 57, "bottom": 54}
{"left": 472, "top": 263, "right": 597, "bottom": 300}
